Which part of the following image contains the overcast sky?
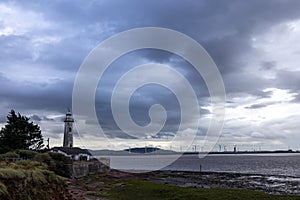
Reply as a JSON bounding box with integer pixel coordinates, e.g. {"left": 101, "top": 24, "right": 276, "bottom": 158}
{"left": 1, "top": 0, "right": 300, "bottom": 151}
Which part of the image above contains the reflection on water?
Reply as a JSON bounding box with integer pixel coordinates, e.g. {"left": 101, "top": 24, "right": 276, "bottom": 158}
{"left": 98, "top": 153, "right": 300, "bottom": 176}
{"left": 165, "top": 154, "right": 300, "bottom": 177}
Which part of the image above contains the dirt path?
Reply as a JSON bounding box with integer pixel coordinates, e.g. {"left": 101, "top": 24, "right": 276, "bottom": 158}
{"left": 65, "top": 171, "right": 135, "bottom": 200}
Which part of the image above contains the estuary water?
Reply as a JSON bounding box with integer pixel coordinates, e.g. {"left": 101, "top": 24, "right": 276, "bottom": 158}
{"left": 99, "top": 153, "right": 300, "bottom": 177}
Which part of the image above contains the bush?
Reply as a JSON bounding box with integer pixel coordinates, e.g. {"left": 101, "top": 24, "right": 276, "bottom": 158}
{"left": 33, "top": 152, "right": 71, "bottom": 177}
{"left": 0, "top": 166, "right": 67, "bottom": 200}
{"left": 15, "top": 160, "right": 47, "bottom": 170}
{"left": 0, "top": 181, "right": 8, "bottom": 199}
{"left": 0, "top": 152, "right": 19, "bottom": 161}
{"left": 0, "top": 160, "right": 45, "bottom": 171}
{"left": 16, "top": 150, "right": 38, "bottom": 160}
{"left": 0, "top": 168, "right": 26, "bottom": 179}
{"left": 33, "top": 153, "right": 56, "bottom": 170}
{"left": 48, "top": 152, "right": 72, "bottom": 177}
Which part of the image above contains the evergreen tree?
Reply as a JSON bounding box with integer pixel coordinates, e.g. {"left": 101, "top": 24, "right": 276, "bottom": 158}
{"left": 0, "top": 110, "right": 44, "bottom": 153}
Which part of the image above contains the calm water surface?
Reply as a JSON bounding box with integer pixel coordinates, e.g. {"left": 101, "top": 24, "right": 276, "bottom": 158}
{"left": 101, "top": 153, "right": 300, "bottom": 177}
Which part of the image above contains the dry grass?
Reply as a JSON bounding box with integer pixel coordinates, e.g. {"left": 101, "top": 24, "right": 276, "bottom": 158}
{"left": 0, "top": 160, "right": 67, "bottom": 199}
{"left": 0, "top": 181, "right": 8, "bottom": 197}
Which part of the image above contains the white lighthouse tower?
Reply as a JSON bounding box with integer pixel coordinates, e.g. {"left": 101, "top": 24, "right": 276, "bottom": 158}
{"left": 63, "top": 110, "right": 74, "bottom": 148}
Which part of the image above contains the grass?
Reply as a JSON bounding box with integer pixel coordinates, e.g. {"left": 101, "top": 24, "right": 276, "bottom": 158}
{"left": 0, "top": 181, "right": 8, "bottom": 197}
{"left": 0, "top": 160, "right": 67, "bottom": 200}
{"left": 0, "top": 168, "right": 26, "bottom": 179}
{"left": 77, "top": 173, "right": 300, "bottom": 200}
{"left": 0, "top": 161, "right": 56, "bottom": 184}
{"left": 103, "top": 179, "right": 300, "bottom": 200}
{"left": 0, "top": 160, "right": 47, "bottom": 170}
{"left": 0, "top": 167, "right": 64, "bottom": 185}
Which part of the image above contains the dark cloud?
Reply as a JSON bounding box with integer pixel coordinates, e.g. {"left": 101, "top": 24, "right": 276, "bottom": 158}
{"left": 200, "top": 108, "right": 211, "bottom": 115}
{"left": 43, "top": 116, "right": 55, "bottom": 121}
{"left": 0, "top": 72, "right": 73, "bottom": 113}
{"left": 0, "top": 35, "right": 33, "bottom": 61}
{"left": 99, "top": 129, "right": 137, "bottom": 139}
{"left": 223, "top": 72, "right": 272, "bottom": 97}
{"left": 31, "top": 115, "right": 55, "bottom": 122}
{"left": 260, "top": 61, "right": 277, "bottom": 70}
{"left": 45, "top": 126, "right": 64, "bottom": 139}
{"left": 1, "top": 0, "right": 300, "bottom": 148}
{"left": 275, "top": 70, "right": 300, "bottom": 102}
{"left": 0, "top": 115, "right": 6, "bottom": 124}
{"left": 30, "top": 114, "right": 42, "bottom": 121}
{"left": 151, "top": 131, "right": 175, "bottom": 139}
{"left": 245, "top": 102, "right": 274, "bottom": 109}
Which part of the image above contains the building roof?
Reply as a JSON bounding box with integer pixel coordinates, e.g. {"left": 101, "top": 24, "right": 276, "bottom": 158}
{"left": 52, "top": 147, "right": 92, "bottom": 156}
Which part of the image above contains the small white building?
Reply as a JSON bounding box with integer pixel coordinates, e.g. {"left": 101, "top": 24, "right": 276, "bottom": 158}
{"left": 51, "top": 147, "right": 92, "bottom": 161}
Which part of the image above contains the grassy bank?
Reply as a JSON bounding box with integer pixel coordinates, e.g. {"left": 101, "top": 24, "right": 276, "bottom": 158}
{"left": 105, "top": 180, "right": 300, "bottom": 200}
{"left": 1, "top": 150, "right": 299, "bottom": 200}
{"left": 0, "top": 159, "right": 70, "bottom": 200}
{"left": 74, "top": 172, "right": 300, "bottom": 200}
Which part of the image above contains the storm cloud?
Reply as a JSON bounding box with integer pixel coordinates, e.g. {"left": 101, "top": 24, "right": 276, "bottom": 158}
{"left": 1, "top": 0, "right": 300, "bottom": 151}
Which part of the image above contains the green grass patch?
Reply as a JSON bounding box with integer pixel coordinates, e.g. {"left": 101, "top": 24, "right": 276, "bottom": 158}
{"left": 105, "top": 179, "right": 300, "bottom": 200}
{"left": 0, "top": 168, "right": 26, "bottom": 179}
{"left": 86, "top": 191, "right": 103, "bottom": 197}
{"left": 0, "top": 160, "right": 67, "bottom": 199}
{"left": 0, "top": 181, "right": 8, "bottom": 197}
{"left": 15, "top": 160, "right": 47, "bottom": 170}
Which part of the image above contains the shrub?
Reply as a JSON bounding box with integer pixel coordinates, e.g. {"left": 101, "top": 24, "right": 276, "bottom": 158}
{"left": 15, "top": 160, "right": 47, "bottom": 170}
{"left": 16, "top": 150, "right": 38, "bottom": 160}
{"left": 48, "top": 152, "right": 72, "bottom": 177}
{"left": 0, "top": 181, "right": 8, "bottom": 198}
{"left": 0, "top": 155, "right": 69, "bottom": 200}
{"left": 33, "top": 152, "right": 71, "bottom": 177}
{"left": 33, "top": 153, "right": 56, "bottom": 170}
{"left": 25, "top": 169, "right": 48, "bottom": 185}
{"left": 0, "top": 152, "right": 19, "bottom": 162}
{"left": 0, "top": 168, "right": 26, "bottom": 179}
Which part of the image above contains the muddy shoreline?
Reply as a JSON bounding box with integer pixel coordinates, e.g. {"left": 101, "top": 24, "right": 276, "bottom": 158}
{"left": 145, "top": 170, "right": 300, "bottom": 195}
{"left": 67, "top": 170, "right": 300, "bottom": 199}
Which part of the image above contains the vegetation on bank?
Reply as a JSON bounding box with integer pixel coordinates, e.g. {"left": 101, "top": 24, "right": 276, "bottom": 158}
{"left": 1, "top": 150, "right": 299, "bottom": 199}
{"left": 0, "top": 150, "right": 72, "bottom": 176}
{"left": 0, "top": 150, "right": 73, "bottom": 200}
{"left": 106, "top": 179, "right": 300, "bottom": 200}
{"left": 0, "top": 110, "right": 44, "bottom": 154}
{"left": 0, "top": 109, "right": 72, "bottom": 199}
{"left": 0, "top": 160, "right": 69, "bottom": 200}
{"left": 71, "top": 172, "right": 300, "bottom": 200}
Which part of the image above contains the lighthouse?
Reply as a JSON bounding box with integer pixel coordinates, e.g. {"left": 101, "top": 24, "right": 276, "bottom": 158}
{"left": 63, "top": 110, "right": 74, "bottom": 147}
